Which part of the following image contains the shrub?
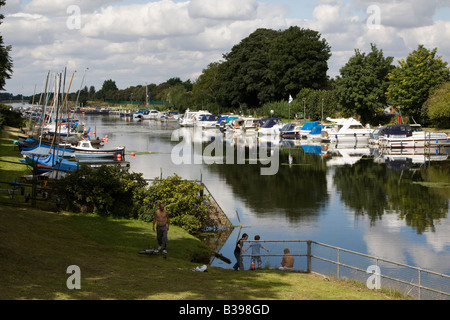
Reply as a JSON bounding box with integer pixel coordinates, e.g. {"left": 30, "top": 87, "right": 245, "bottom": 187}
{"left": 141, "top": 174, "right": 208, "bottom": 234}
{"left": 54, "top": 165, "right": 147, "bottom": 218}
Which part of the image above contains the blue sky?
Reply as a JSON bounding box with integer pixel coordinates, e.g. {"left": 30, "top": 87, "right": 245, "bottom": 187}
{"left": 2, "top": 0, "right": 450, "bottom": 95}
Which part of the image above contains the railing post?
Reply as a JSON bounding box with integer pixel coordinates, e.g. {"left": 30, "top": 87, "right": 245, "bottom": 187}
{"left": 307, "top": 241, "right": 311, "bottom": 273}
{"left": 418, "top": 269, "right": 421, "bottom": 300}
{"left": 337, "top": 249, "right": 340, "bottom": 280}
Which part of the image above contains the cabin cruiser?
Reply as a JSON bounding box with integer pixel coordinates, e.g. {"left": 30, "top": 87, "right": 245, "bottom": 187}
{"left": 321, "top": 118, "right": 372, "bottom": 143}
{"left": 141, "top": 109, "right": 161, "bottom": 120}
{"left": 378, "top": 124, "right": 450, "bottom": 149}
{"left": 198, "top": 114, "right": 221, "bottom": 130}
{"left": 258, "top": 118, "right": 284, "bottom": 136}
{"left": 179, "top": 109, "right": 210, "bottom": 127}
{"left": 281, "top": 122, "right": 300, "bottom": 139}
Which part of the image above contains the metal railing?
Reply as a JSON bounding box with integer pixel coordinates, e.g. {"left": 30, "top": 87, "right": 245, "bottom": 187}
{"left": 240, "top": 240, "right": 450, "bottom": 300}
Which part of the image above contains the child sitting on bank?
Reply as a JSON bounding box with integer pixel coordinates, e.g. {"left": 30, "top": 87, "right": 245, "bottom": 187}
{"left": 279, "top": 248, "right": 294, "bottom": 270}
{"left": 243, "top": 235, "right": 270, "bottom": 269}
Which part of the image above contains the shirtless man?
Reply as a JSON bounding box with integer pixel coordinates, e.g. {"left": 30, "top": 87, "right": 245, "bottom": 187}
{"left": 153, "top": 203, "right": 170, "bottom": 253}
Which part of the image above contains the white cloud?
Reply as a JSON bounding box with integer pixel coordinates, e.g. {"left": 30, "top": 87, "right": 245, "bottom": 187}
{"left": 2, "top": 0, "right": 450, "bottom": 95}
{"left": 188, "top": 0, "right": 258, "bottom": 20}
{"left": 23, "top": 0, "right": 119, "bottom": 16}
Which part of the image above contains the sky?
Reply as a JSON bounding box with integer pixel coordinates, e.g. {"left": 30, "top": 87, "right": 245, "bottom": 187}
{"left": 2, "top": 0, "right": 450, "bottom": 96}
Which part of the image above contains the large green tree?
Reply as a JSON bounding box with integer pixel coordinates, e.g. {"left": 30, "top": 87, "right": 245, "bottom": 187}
{"left": 335, "top": 44, "right": 394, "bottom": 125}
{"left": 268, "top": 26, "right": 331, "bottom": 99}
{"left": 215, "top": 27, "right": 331, "bottom": 110}
{"left": 0, "top": 0, "right": 13, "bottom": 91}
{"left": 387, "top": 45, "right": 450, "bottom": 124}
{"left": 217, "top": 28, "right": 279, "bottom": 109}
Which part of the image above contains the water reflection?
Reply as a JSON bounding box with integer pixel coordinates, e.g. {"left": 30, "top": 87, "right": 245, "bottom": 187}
{"left": 78, "top": 115, "right": 450, "bottom": 275}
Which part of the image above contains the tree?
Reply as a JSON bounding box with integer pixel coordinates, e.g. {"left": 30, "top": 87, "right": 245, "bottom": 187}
{"left": 268, "top": 26, "right": 331, "bottom": 99}
{"left": 192, "top": 62, "right": 221, "bottom": 110}
{"left": 96, "top": 79, "right": 118, "bottom": 101}
{"left": 217, "top": 28, "right": 279, "bottom": 109}
{"left": 387, "top": 45, "right": 450, "bottom": 124}
{"left": 335, "top": 44, "right": 394, "bottom": 124}
{"left": 423, "top": 81, "right": 450, "bottom": 129}
{"left": 216, "top": 27, "right": 331, "bottom": 110}
{"left": 0, "top": 0, "right": 13, "bottom": 91}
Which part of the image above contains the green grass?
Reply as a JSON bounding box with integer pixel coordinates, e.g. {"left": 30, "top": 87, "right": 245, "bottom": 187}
{"left": 0, "top": 204, "right": 404, "bottom": 300}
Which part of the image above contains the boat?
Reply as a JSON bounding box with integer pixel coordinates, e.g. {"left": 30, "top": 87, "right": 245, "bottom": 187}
{"left": 369, "top": 126, "right": 388, "bottom": 145}
{"left": 258, "top": 118, "right": 284, "bottom": 136}
{"left": 70, "top": 140, "right": 126, "bottom": 159}
{"left": 179, "top": 109, "right": 210, "bottom": 127}
{"left": 300, "top": 121, "right": 321, "bottom": 138}
{"left": 242, "top": 117, "right": 260, "bottom": 134}
{"left": 281, "top": 122, "right": 300, "bottom": 139}
{"left": 307, "top": 124, "right": 327, "bottom": 141}
{"left": 378, "top": 124, "right": 450, "bottom": 149}
{"left": 21, "top": 153, "right": 80, "bottom": 174}
{"left": 218, "top": 116, "right": 239, "bottom": 132}
{"left": 321, "top": 118, "right": 372, "bottom": 143}
{"left": 198, "top": 114, "right": 221, "bottom": 130}
{"left": 158, "top": 111, "right": 180, "bottom": 122}
{"left": 141, "top": 109, "right": 161, "bottom": 120}
{"left": 133, "top": 108, "right": 147, "bottom": 119}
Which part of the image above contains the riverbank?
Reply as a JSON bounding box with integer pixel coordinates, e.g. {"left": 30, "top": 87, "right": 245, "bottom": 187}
{"left": 0, "top": 204, "right": 404, "bottom": 300}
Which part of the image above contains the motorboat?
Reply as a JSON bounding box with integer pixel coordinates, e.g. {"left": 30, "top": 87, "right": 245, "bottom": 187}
{"left": 321, "top": 118, "right": 372, "bottom": 143}
{"left": 228, "top": 117, "right": 259, "bottom": 134}
{"left": 281, "top": 122, "right": 300, "bottom": 139}
{"left": 378, "top": 124, "right": 450, "bottom": 149}
{"left": 258, "top": 118, "right": 284, "bottom": 136}
{"left": 179, "top": 109, "right": 210, "bottom": 127}
{"left": 218, "top": 115, "right": 239, "bottom": 132}
{"left": 198, "top": 114, "right": 221, "bottom": 130}
{"left": 141, "top": 109, "right": 161, "bottom": 120}
{"left": 300, "top": 121, "right": 321, "bottom": 138}
{"left": 369, "top": 126, "right": 388, "bottom": 145}
{"left": 242, "top": 117, "right": 260, "bottom": 134}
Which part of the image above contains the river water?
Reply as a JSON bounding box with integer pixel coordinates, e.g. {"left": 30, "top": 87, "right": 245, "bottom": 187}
{"left": 70, "top": 113, "right": 450, "bottom": 281}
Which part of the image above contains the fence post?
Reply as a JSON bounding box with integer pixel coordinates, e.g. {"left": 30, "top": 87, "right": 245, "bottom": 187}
{"left": 307, "top": 241, "right": 311, "bottom": 273}
{"left": 337, "top": 249, "right": 340, "bottom": 279}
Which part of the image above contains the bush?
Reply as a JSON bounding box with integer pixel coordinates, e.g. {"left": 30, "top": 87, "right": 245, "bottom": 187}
{"left": 141, "top": 174, "right": 208, "bottom": 234}
{"left": 54, "top": 169, "right": 208, "bottom": 234}
{"left": 0, "top": 104, "right": 25, "bottom": 130}
{"left": 54, "top": 165, "right": 147, "bottom": 218}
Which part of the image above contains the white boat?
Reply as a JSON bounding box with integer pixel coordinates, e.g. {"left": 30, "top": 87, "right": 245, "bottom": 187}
{"left": 227, "top": 117, "right": 259, "bottom": 134}
{"left": 70, "top": 140, "right": 126, "bottom": 159}
{"left": 179, "top": 109, "right": 210, "bottom": 127}
{"left": 321, "top": 118, "right": 372, "bottom": 143}
{"left": 198, "top": 114, "right": 221, "bottom": 130}
{"left": 242, "top": 117, "right": 260, "bottom": 134}
{"left": 141, "top": 109, "right": 161, "bottom": 120}
{"left": 378, "top": 124, "right": 450, "bottom": 149}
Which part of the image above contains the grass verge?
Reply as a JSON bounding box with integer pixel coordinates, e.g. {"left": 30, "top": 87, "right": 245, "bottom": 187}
{"left": 0, "top": 204, "right": 404, "bottom": 300}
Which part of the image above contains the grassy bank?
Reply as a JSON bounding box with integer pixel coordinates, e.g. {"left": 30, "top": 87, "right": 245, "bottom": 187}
{"left": 0, "top": 126, "right": 403, "bottom": 300}
{"left": 0, "top": 204, "right": 402, "bottom": 300}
